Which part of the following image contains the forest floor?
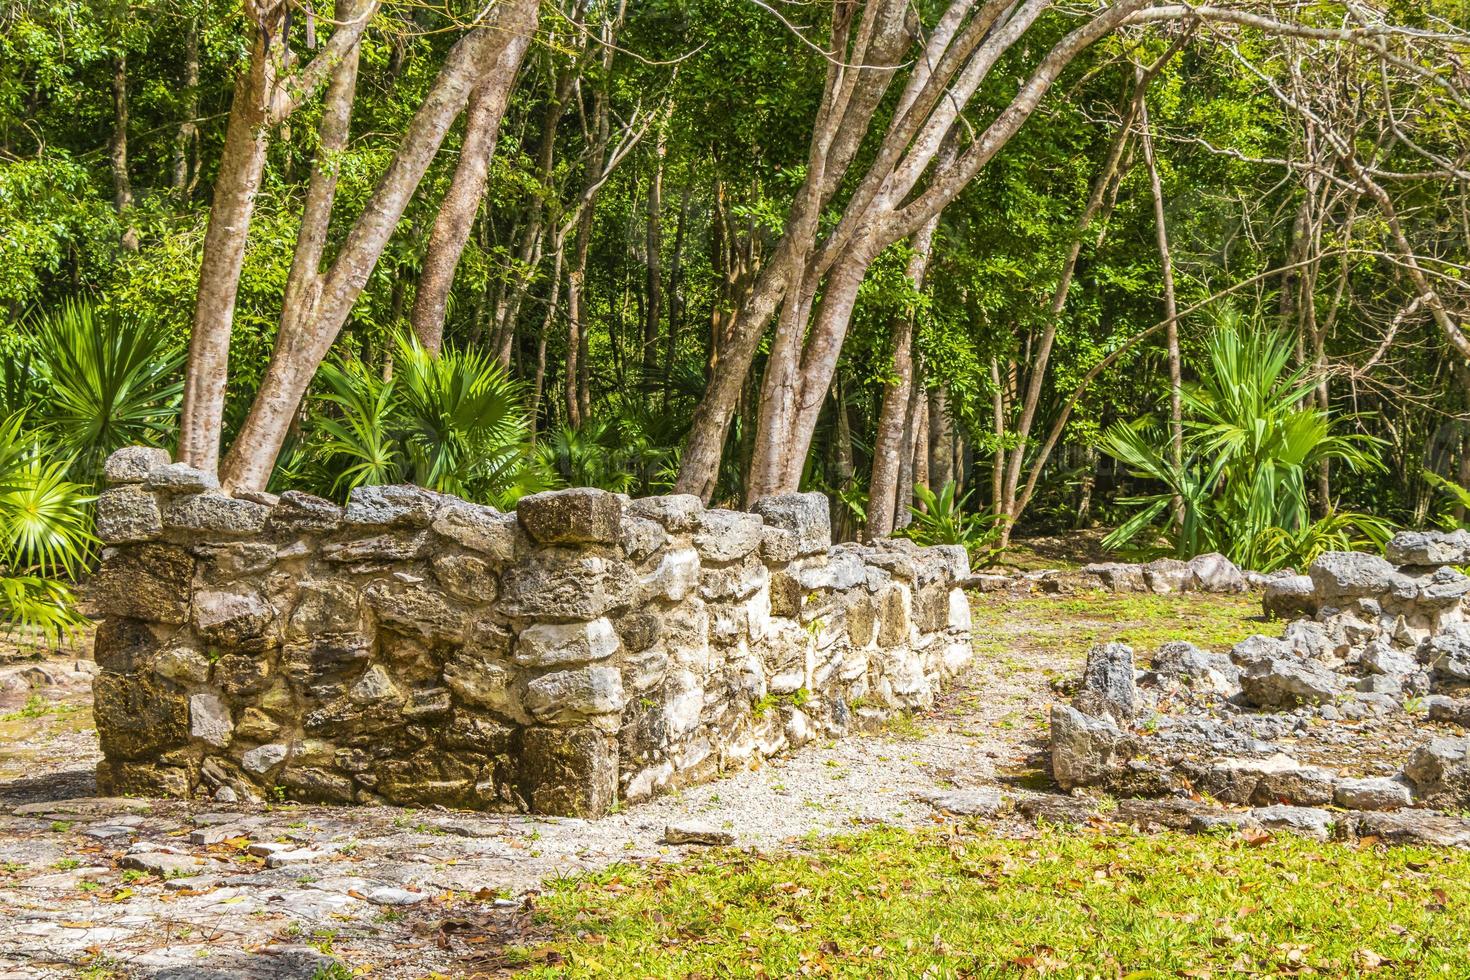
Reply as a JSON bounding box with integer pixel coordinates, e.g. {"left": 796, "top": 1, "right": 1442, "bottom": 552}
{"left": 3, "top": 592, "right": 1468, "bottom": 978}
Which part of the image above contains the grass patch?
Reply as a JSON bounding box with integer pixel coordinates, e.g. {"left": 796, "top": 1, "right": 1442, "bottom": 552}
{"left": 510, "top": 826, "right": 1470, "bottom": 977}
{"left": 971, "top": 591, "right": 1263, "bottom": 660}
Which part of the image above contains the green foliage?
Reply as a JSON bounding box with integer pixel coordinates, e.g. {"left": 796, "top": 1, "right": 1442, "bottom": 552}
{"left": 1424, "top": 470, "right": 1470, "bottom": 530}
{"left": 512, "top": 826, "right": 1470, "bottom": 977}
{"left": 1102, "top": 312, "right": 1390, "bottom": 571}
{"left": 309, "top": 334, "right": 543, "bottom": 507}
{"left": 0, "top": 412, "right": 92, "bottom": 640}
{"left": 899, "top": 481, "right": 998, "bottom": 556}
{"left": 30, "top": 300, "right": 184, "bottom": 484}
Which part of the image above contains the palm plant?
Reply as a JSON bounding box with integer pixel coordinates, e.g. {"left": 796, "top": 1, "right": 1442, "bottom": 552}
{"left": 310, "top": 333, "right": 543, "bottom": 506}
{"left": 1102, "top": 312, "right": 1389, "bottom": 571}
{"left": 900, "top": 481, "right": 1000, "bottom": 555}
{"left": 536, "top": 418, "right": 635, "bottom": 493}
{"left": 30, "top": 300, "right": 184, "bottom": 484}
{"left": 0, "top": 412, "right": 93, "bottom": 640}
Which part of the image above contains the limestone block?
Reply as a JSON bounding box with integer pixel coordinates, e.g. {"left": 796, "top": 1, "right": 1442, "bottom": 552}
{"left": 620, "top": 515, "right": 667, "bottom": 560}
{"left": 343, "top": 484, "right": 445, "bottom": 528}
{"left": 96, "top": 485, "right": 163, "bottom": 544}
{"left": 93, "top": 544, "right": 192, "bottom": 624}
{"left": 498, "top": 553, "right": 608, "bottom": 619}
{"left": 443, "top": 654, "right": 526, "bottom": 724}
{"left": 693, "top": 509, "right": 765, "bottom": 562}
{"left": 639, "top": 548, "right": 700, "bottom": 603}
{"left": 517, "top": 487, "right": 622, "bottom": 545}
{"left": 1309, "top": 551, "right": 1416, "bottom": 602}
{"left": 163, "top": 492, "right": 270, "bottom": 536}
{"left": 518, "top": 726, "right": 618, "bottom": 817}
{"left": 626, "top": 493, "right": 703, "bottom": 532}
{"left": 104, "top": 445, "right": 171, "bottom": 485}
{"left": 1073, "top": 642, "right": 1138, "bottom": 724}
{"left": 751, "top": 492, "right": 831, "bottom": 556}
{"left": 193, "top": 589, "right": 275, "bottom": 651}
{"left": 93, "top": 672, "right": 190, "bottom": 761}
{"left": 431, "top": 552, "right": 497, "bottom": 603}
{"left": 189, "top": 693, "right": 233, "bottom": 748}
{"left": 515, "top": 619, "right": 620, "bottom": 668}
{"left": 524, "top": 666, "right": 625, "bottom": 726}
{"left": 269, "top": 491, "right": 344, "bottom": 532}
{"left": 432, "top": 502, "right": 517, "bottom": 560}
{"left": 145, "top": 462, "right": 219, "bottom": 493}
{"left": 364, "top": 582, "right": 466, "bottom": 643}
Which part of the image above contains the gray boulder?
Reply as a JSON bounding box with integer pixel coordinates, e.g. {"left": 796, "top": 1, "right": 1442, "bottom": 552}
{"left": 1081, "top": 562, "right": 1146, "bottom": 592}
{"left": 1239, "top": 657, "right": 1344, "bottom": 707}
{"left": 751, "top": 492, "right": 832, "bottom": 557}
{"left": 1073, "top": 642, "right": 1139, "bottom": 724}
{"left": 1142, "top": 558, "right": 1192, "bottom": 594}
{"left": 1386, "top": 529, "right": 1470, "bottom": 567}
{"left": 1429, "top": 623, "right": 1470, "bottom": 682}
{"left": 1403, "top": 736, "right": 1470, "bottom": 807}
{"left": 1309, "top": 551, "right": 1414, "bottom": 602}
{"left": 1050, "top": 704, "right": 1133, "bottom": 790}
{"left": 1187, "top": 552, "right": 1245, "bottom": 593}
{"left": 1248, "top": 804, "right": 1334, "bottom": 840}
{"left": 1150, "top": 640, "right": 1240, "bottom": 692}
{"left": 1263, "top": 574, "right": 1316, "bottom": 619}
{"left": 1333, "top": 776, "right": 1412, "bottom": 811}
{"left": 517, "top": 487, "right": 623, "bottom": 545}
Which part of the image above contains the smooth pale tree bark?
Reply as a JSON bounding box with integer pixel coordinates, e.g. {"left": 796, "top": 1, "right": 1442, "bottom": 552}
{"left": 928, "top": 386, "right": 955, "bottom": 491}
{"left": 867, "top": 213, "right": 939, "bottom": 540}
{"left": 735, "top": 0, "right": 1157, "bottom": 505}
{"left": 276, "top": 0, "right": 365, "bottom": 372}
{"left": 177, "top": 0, "right": 380, "bottom": 472}
{"left": 110, "top": 55, "right": 138, "bottom": 252}
{"left": 410, "top": 46, "right": 530, "bottom": 353}
{"left": 220, "top": 0, "right": 540, "bottom": 491}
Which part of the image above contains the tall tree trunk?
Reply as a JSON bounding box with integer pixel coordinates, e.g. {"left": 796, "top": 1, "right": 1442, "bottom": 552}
{"left": 110, "top": 55, "right": 138, "bottom": 252}
{"left": 171, "top": 21, "right": 201, "bottom": 196}
{"left": 410, "top": 57, "right": 526, "bottom": 353}
{"left": 178, "top": 2, "right": 380, "bottom": 471}
{"left": 643, "top": 133, "right": 666, "bottom": 374}
{"left": 220, "top": 2, "right": 538, "bottom": 490}
{"left": 990, "top": 357, "right": 1006, "bottom": 512}
{"left": 832, "top": 377, "right": 855, "bottom": 541}
{"left": 928, "top": 386, "right": 954, "bottom": 491}
{"left": 177, "top": 33, "right": 277, "bottom": 471}
{"left": 867, "top": 213, "right": 939, "bottom": 539}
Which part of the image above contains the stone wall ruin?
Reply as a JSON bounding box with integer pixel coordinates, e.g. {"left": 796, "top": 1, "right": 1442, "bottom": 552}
{"left": 89, "top": 447, "right": 973, "bottom": 817}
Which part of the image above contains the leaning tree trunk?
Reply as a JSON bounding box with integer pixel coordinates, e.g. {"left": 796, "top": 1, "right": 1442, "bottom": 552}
{"left": 410, "top": 66, "right": 524, "bottom": 353}
{"left": 867, "top": 212, "right": 939, "bottom": 540}
{"left": 1138, "top": 85, "right": 1182, "bottom": 518}
{"left": 177, "top": 35, "right": 277, "bottom": 471}
{"left": 220, "top": 1, "right": 539, "bottom": 491}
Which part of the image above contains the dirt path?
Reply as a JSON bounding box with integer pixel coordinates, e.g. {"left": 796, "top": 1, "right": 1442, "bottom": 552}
{"left": 0, "top": 593, "right": 1261, "bottom": 979}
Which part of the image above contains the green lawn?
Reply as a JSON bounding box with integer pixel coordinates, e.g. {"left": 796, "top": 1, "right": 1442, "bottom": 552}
{"left": 508, "top": 827, "right": 1470, "bottom": 978}
{"left": 969, "top": 591, "right": 1266, "bottom": 661}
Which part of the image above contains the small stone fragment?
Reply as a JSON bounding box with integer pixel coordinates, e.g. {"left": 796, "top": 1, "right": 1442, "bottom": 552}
{"left": 664, "top": 821, "right": 735, "bottom": 846}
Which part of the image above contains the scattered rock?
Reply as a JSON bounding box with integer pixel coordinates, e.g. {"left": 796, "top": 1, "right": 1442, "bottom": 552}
{"left": 664, "top": 821, "right": 735, "bottom": 846}
{"left": 923, "top": 788, "right": 1004, "bottom": 817}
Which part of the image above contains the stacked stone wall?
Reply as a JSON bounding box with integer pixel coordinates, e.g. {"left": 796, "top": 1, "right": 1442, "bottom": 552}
{"left": 89, "top": 447, "right": 973, "bottom": 816}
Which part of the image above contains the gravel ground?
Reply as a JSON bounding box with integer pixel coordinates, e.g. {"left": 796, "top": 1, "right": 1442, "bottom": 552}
{"left": 0, "top": 597, "right": 1102, "bottom": 979}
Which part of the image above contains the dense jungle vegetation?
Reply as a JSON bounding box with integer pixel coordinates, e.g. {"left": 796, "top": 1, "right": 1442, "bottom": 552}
{"left": 0, "top": 0, "right": 1467, "bottom": 633}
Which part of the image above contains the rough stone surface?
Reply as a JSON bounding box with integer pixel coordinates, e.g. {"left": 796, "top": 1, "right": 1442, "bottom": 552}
{"left": 89, "top": 452, "right": 972, "bottom": 818}
{"left": 1386, "top": 529, "right": 1470, "bottom": 567}
{"left": 664, "top": 820, "right": 735, "bottom": 846}
{"left": 1073, "top": 642, "right": 1138, "bottom": 724}
{"left": 750, "top": 492, "right": 832, "bottom": 556}
{"left": 1186, "top": 552, "right": 1245, "bottom": 593}
{"left": 103, "top": 445, "right": 171, "bottom": 484}
{"left": 517, "top": 487, "right": 622, "bottom": 545}
{"left": 1334, "top": 776, "right": 1412, "bottom": 811}
{"left": 1263, "top": 574, "right": 1317, "bottom": 619}
{"left": 1050, "top": 705, "right": 1132, "bottom": 790}
{"left": 1239, "top": 657, "right": 1344, "bottom": 707}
